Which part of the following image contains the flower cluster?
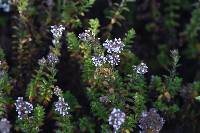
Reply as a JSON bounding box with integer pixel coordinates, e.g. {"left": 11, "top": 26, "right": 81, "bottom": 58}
{"left": 92, "top": 55, "right": 107, "bottom": 67}
{"left": 15, "top": 97, "right": 33, "bottom": 120}
{"left": 0, "top": 0, "right": 11, "bottom": 12}
{"left": 92, "top": 54, "right": 120, "bottom": 67}
{"left": 101, "top": 38, "right": 124, "bottom": 66}
{"left": 99, "top": 96, "right": 111, "bottom": 104}
{"left": 139, "top": 108, "right": 165, "bottom": 133}
{"left": 108, "top": 108, "right": 126, "bottom": 132}
{"left": 47, "top": 52, "right": 59, "bottom": 66}
{"left": 106, "top": 54, "right": 120, "bottom": 66}
{"left": 51, "top": 25, "right": 65, "bottom": 46}
{"left": 45, "top": 0, "right": 54, "bottom": 7}
{"left": 78, "top": 30, "right": 95, "bottom": 42}
{"left": 50, "top": 25, "right": 65, "bottom": 39}
{"left": 0, "top": 118, "right": 11, "bottom": 133}
{"left": 103, "top": 38, "right": 125, "bottom": 54}
{"left": 78, "top": 30, "right": 125, "bottom": 67}
{"left": 54, "top": 97, "right": 70, "bottom": 116}
{"left": 38, "top": 52, "right": 59, "bottom": 66}
{"left": 38, "top": 25, "right": 63, "bottom": 66}
{"left": 180, "top": 84, "right": 193, "bottom": 100}
{"left": 38, "top": 57, "right": 47, "bottom": 66}
{"left": 53, "top": 86, "right": 62, "bottom": 96}
{"left": 133, "top": 62, "right": 148, "bottom": 74}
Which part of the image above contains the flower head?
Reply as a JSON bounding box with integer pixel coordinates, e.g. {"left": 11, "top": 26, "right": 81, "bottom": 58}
{"left": 92, "top": 55, "right": 107, "bottom": 67}
{"left": 15, "top": 97, "right": 33, "bottom": 119}
{"left": 0, "top": 118, "right": 11, "bottom": 133}
{"left": 106, "top": 54, "right": 120, "bottom": 66}
{"left": 78, "top": 30, "right": 95, "bottom": 42}
{"left": 133, "top": 62, "right": 148, "bottom": 74}
{"left": 52, "top": 39, "right": 60, "bottom": 45}
{"left": 54, "top": 86, "right": 62, "bottom": 96}
{"left": 139, "top": 108, "right": 165, "bottom": 133}
{"left": 103, "top": 38, "right": 125, "bottom": 54}
{"left": 54, "top": 97, "right": 70, "bottom": 116}
{"left": 99, "top": 96, "right": 111, "bottom": 103}
{"left": 47, "top": 52, "right": 59, "bottom": 65}
{"left": 46, "top": 0, "right": 54, "bottom": 7}
{"left": 108, "top": 108, "right": 126, "bottom": 132}
{"left": 38, "top": 57, "right": 47, "bottom": 66}
{"left": 50, "top": 25, "right": 65, "bottom": 39}
{"left": 0, "top": 0, "right": 11, "bottom": 12}
{"left": 180, "top": 84, "right": 193, "bottom": 100}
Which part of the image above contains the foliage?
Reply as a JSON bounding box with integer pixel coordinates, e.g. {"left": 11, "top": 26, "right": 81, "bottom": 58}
{"left": 0, "top": 0, "right": 200, "bottom": 132}
{"left": 15, "top": 105, "right": 45, "bottom": 133}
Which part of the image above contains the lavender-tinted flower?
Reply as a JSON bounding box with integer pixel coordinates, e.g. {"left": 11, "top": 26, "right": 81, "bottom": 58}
{"left": 45, "top": 0, "right": 54, "bottom": 7}
{"left": 15, "top": 97, "right": 33, "bottom": 120}
{"left": 106, "top": 54, "right": 120, "bottom": 66}
{"left": 0, "top": 118, "right": 11, "bottom": 133}
{"left": 108, "top": 108, "right": 126, "bottom": 132}
{"left": 38, "top": 57, "right": 47, "bottom": 66}
{"left": 139, "top": 108, "right": 165, "bottom": 133}
{"left": 54, "top": 97, "right": 70, "bottom": 116}
{"left": 52, "top": 39, "right": 60, "bottom": 45}
{"left": 92, "top": 55, "right": 107, "bottom": 67}
{"left": 47, "top": 52, "right": 59, "bottom": 65}
{"left": 99, "top": 96, "right": 111, "bottom": 103}
{"left": 180, "top": 84, "right": 193, "bottom": 100}
{"left": 103, "top": 38, "right": 125, "bottom": 54}
{"left": 0, "top": 0, "right": 11, "bottom": 12}
{"left": 50, "top": 25, "right": 65, "bottom": 39}
{"left": 78, "top": 30, "right": 95, "bottom": 42}
{"left": 133, "top": 62, "right": 148, "bottom": 74}
{"left": 54, "top": 86, "right": 62, "bottom": 96}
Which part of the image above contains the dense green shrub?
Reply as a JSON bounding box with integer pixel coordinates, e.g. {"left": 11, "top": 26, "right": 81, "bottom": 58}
{"left": 0, "top": 0, "right": 200, "bottom": 133}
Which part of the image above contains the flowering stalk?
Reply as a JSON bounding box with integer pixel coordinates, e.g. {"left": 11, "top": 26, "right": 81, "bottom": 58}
{"left": 71, "top": 20, "right": 150, "bottom": 132}
{"left": 108, "top": 108, "right": 126, "bottom": 133}
{"left": 15, "top": 102, "right": 45, "bottom": 133}
{"left": 15, "top": 26, "right": 66, "bottom": 131}
{"left": 53, "top": 86, "right": 73, "bottom": 133}
{"left": 26, "top": 25, "right": 65, "bottom": 104}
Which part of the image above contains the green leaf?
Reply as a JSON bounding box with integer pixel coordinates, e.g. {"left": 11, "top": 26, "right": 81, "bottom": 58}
{"left": 195, "top": 96, "right": 200, "bottom": 101}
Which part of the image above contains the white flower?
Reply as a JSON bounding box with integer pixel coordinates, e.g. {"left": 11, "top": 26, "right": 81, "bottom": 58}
{"left": 0, "top": 0, "right": 11, "bottom": 12}
{"left": 92, "top": 55, "right": 107, "bottom": 67}
{"left": 106, "top": 54, "right": 120, "bottom": 66}
{"left": 54, "top": 86, "right": 62, "bottom": 96}
{"left": 133, "top": 62, "right": 148, "bottom": 74}
{"left": 50, "top": 25, "right": 65, "bottom": 39}
{"left": 99, "top": 96, "right": 111, "bottom": 103}
{"left": 139, "top": 108, "right": 165, "bottom": 133}
{"left": 0, "top": 118, "right": 11, "bottom": 133}
{"left": 38, "top": 57, "right": 47, "bottom": 65}
{"left": 108, "top": 108, "right": 126, "bottom": 132}
{"left": 78, "top": 30, "right": 95, "bottom": 42}
{"left": 47, "top": 52, "right": 59, "bottom": 65}
{"left": 103, "top": 38, "right": 125, "bottom": 54}
{"left": 54, "top": 97, "right": 70, "bottom": 116}
{"left": 15, "top": 97, "right": 33, "bottom": 119}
